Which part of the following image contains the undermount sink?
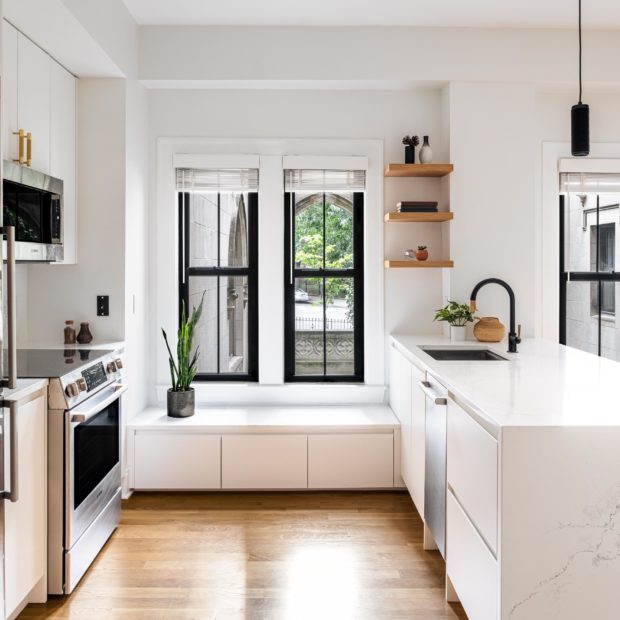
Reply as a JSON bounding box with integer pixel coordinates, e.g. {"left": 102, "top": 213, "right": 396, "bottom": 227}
{"left": 420, "top": 346, "right": 509, "bottom": 361}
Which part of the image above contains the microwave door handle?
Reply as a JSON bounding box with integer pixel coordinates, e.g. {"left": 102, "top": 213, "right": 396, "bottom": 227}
{"left": 2, "top": 226, "right": 17, "bottom": 389}
{"left": 70, "top": 384, "right": 128, "bottom": 424}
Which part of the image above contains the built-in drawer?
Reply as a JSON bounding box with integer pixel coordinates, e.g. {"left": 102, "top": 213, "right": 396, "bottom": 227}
{"left": 134, "top": 433, "right": 221, "bottom": 489}
{"left": 447, "top": 399, "right": 498, "bottom": 553}
{"left": 222, "top": 434, "right": 307, "bottom": 489}
{"left": 447, "top": 491, "right": 498, "bottom": 620}
{"left": 308, "top": 433, "right": 393, "bottom": 489}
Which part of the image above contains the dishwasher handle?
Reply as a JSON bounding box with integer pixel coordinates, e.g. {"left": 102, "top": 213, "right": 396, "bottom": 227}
{"left": 419, "top": 380, "right": 447, "bottom": 406}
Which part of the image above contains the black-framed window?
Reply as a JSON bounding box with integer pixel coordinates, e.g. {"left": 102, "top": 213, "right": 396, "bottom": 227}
{"left": 559, "top": 185, "right": 620, "bottom": 360}
{"left": 178, "top": 190, "right": 258, "bottom": 381}
{"left": 284, "top": 191, "right": 364, "bottom": 382}
{"left": 590, "top": 223, "right": 615, "bottom": 316}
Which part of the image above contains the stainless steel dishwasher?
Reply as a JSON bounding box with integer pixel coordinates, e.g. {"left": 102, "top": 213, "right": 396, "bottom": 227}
{"left": 420, "top": 375, "right": 448, "bottom": 558}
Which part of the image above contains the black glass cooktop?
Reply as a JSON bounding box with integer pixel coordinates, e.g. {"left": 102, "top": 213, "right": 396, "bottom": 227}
{"left": 4, "top": 348, "right": 114, "bottom": 379}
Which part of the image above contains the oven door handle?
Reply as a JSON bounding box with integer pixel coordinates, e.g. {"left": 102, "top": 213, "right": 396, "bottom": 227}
{"left": 70, "top": 384, "right": 128, "bottom": 424}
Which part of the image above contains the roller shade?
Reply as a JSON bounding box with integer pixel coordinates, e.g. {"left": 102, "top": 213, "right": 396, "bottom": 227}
{"left": 560, "top": 172, "right": 620, "bottom": 193}
{"left": 176, "top": 168, "right": 259, "bottom": 192}
{"left": 284, "top": 169, "right": 366, "bottom": 192}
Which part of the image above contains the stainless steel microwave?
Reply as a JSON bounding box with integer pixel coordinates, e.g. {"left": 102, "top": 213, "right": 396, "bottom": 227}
{"left": 3, "top": 160, "right": 63, "bottom": 262}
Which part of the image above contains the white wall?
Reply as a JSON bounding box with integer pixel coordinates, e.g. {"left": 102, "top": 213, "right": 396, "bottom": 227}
{"left": 447, "top": 82, "right": 536, "bottom": 336}
{"left": 26, "top": 79, "right": 127, "bottom": 345}
{"left": 149, "top": 88, "right": 447, "bottom": 392}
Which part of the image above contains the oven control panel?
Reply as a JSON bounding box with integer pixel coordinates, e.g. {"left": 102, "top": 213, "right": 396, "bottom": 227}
{"left": 59, "top": 350, "right": 124, "bottom": 408}
{"left": 82, "top": 362, "right": 108, "bottom": 392}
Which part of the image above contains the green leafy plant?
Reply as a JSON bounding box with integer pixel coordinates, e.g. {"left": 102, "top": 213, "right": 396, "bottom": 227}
{"left": 161, "top": 294, "right": 205, "bottom": 391}
{"left": 417, "top": 245, "right": 427, "bottom": 251}
{"left": 433, "top": 300, "right": 474, "bottom": 327}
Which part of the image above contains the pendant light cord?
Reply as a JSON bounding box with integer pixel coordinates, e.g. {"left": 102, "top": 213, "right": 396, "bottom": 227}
{"left": 578, "top": 0, "right": 582, "bottom": 103}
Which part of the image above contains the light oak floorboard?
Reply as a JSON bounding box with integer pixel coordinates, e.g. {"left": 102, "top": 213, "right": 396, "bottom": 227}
{"left": 20, "top": 491, "right": 467, "bottom": 619}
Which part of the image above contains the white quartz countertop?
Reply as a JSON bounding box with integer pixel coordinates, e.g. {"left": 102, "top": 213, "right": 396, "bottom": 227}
{"left": 2, "top": 378, "right": 48, "bottom": 403}
{"left": 391, "top": 334, "right": 620, "bottom": 430}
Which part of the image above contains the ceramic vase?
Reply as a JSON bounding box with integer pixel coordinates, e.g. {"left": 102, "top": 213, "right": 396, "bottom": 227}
{"left": 419, "top": 136, "right": 433, "bottom": 164}
{"left": 76, "top": 322, "right": 93, "bottom": 344}
{"left": 450, "top": 325, "right": 467, "bottom": 342}
{"left": 404, "top": 145, "right": 415, "bottom": 164}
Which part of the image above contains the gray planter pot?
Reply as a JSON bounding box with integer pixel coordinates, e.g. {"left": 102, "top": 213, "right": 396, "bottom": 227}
{"left": 167, "top": 388, "right": 195, "bottom": 418}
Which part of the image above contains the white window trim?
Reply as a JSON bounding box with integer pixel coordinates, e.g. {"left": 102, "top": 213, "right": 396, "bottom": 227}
{"left": 154, "top": 137, "right": 385, "bottom": 405}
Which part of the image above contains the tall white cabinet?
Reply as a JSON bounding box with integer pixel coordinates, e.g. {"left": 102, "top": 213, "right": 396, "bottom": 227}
{"left": 2, "top": 20, "right": 78, "bottom": 263}
{"left": 4, "top": 387, "right": 48, "bottom": 619}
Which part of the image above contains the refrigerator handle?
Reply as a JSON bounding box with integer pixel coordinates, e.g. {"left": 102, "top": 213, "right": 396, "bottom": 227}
{"left": 1, "top": 401, "right": 18, "bottom": 502}
{"left": 2, "top": 226, "right": 17, "bottom": 389}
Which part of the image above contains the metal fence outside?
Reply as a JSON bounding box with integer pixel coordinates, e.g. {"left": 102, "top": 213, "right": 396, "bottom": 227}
{"left": 295, "top": 316, "right": 353, "bottom": 331}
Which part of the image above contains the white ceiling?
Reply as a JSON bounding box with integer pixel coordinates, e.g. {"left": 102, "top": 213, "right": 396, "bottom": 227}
{"left": 122, "top": 0, "right": 620, "bottom": 28}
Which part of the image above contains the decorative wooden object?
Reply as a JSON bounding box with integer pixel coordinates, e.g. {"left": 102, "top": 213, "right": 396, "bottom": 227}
{"left": 473, "top": 317, "right": 506, "bottom": 343}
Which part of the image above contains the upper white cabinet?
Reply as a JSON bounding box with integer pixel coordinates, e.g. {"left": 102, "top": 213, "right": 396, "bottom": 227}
{"left": 2, "top": 20, "right": 78, "bottom": 263}
{"left": 17, "top": 33, "right": 50, "bottom": 173}
{"left": 50, "top": 60, "right": 77, "bottom": 263}
{"left": 2, "top": 21, "right": 18, "bottom": 164}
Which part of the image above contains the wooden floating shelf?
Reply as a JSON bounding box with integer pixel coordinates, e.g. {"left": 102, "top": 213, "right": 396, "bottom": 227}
{"left": 384, "top": 260, "right": 454, "bottom": 269}
{"left": 384, "top": 211, "right": 453, "bottom": 223}
{"left": 384, "top": 163, "right": 454, "bottom": 178}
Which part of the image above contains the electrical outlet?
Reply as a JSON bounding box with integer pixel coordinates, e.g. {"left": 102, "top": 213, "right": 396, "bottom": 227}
{"left": 97, "top": 295, "right": 109, "bottom": 316}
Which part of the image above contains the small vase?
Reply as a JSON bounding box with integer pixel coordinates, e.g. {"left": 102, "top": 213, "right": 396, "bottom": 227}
{"left": 76, "top": 322, "right": 93, "bottom": 344}
{"left": 450, "top": 325, "right": 467, "bottom": 342}
{"left": 167, "top": 388, "right": 195, "bottom": 418}
{"left": 419, "top": 136, "right": 433, "bottom": 164}
{"left": 473, "top": 317, "right": 506, "bottom": 343}
{"left": 404, "top": 145, "right": 415, "bottom": 164}
{"left": 64, "top": 320, "right": 76, "bottom": 344}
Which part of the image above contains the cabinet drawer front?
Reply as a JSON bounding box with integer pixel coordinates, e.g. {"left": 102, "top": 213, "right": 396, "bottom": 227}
{"left": 447, "top": 400, "right": 498, "bottom": 553}
{"left": 222, "top": 435, "right": 307, "bottom": 489}
{"left": 134, "top": 433, "right": 221, "bottom": 489}
{"left": 447, "top": 492, "right": 499, "bottom": 620}
{"left": 308, "top": 434, "right": 393, "bottom": 489}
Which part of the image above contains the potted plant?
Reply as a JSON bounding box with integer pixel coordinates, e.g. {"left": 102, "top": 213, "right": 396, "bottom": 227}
{"left": 161, "top": 294, "right": 205, "bottom": 418}
{"left": 402, "top": 135, "right": 420, "bottom": 164}
{"left": 434, "top": 300, "right": 473, "bottom": 341}
{"left": 416, "top": 245, "right": 428, "bottom": 261}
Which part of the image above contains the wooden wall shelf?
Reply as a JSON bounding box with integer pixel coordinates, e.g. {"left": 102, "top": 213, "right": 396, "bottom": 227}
{"left": 384, "top": 212, "right": 453, "bottom": 223}
{"left": 384, "top": 260, "right": 454, "bottom": 269}
{"left": 384, "top": 164, "right": 454, "bottom": 178}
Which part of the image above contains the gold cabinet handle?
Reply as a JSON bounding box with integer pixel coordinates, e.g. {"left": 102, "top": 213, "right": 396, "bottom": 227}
{"left": 26, "top": 131, "right": 32, "bottom": 167}
{"left": 12, "top": 129, "right": 25, "bottom": 164}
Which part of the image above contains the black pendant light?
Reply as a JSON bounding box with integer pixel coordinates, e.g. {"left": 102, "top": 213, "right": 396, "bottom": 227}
{"left": 571, "top": 0, "right": 589, "bottom": 156}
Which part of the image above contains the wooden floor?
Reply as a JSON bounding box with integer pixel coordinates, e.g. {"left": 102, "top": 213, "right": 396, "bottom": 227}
{"left": 20, "top": 491, "right": 467, "bottom": 620}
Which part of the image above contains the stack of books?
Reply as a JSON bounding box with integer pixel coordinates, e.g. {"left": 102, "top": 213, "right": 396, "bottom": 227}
{"left": 396, "top": 201, "right": 438, "bottom": 213}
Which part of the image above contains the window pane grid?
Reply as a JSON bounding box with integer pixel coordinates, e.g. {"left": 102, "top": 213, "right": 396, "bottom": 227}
{"left": 179, "top": 190, "right": 258, "bottom": 381}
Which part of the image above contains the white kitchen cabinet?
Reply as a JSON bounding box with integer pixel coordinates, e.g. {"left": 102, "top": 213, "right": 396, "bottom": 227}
{"left": 410, "top": 365, "right": 426, "bottom": 517}
{"left": 308, "top": 433, "right": 394, "bottom": 489}
{"left": 17, "top": 33, "right": 51, "bottom": 173}
{"left": 2, "top": 21, "right": 19, "bottom": 163}
{"left": 389, "top": 344, "right": 413, "bottom": 487}
{"left": 5, "top": 389, "right": 47, "bottom": 618}
{"left": 50, "top": 60, "right": 77, "bottom": 263}
{"left": 447, "top": 491, "right": 498, "bottom": 620}
{"left": 134, "top": 433, "right": 221, "bottom": 489}
{"left": 222, "top": 435, "right": 307, "bottom": 489}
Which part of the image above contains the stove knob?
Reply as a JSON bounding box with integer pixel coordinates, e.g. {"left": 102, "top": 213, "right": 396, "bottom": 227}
{"left": 115, "top": 358, "right": 123, "bottom": 369}
{"left": 76, "top": 378, "right": 87, "bottom": 392}
{"left": 106, "top": 361, "right": 117, "bottom": 374}
{"left": 65, "top": 382, "right": 80, "bottom": 398}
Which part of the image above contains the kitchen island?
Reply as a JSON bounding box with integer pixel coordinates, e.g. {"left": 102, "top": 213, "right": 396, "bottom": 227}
{"left": 390, "top": 334, "right": 620, "bottom": 620}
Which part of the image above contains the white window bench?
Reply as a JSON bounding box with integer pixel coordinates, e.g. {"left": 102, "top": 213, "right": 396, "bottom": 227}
{"left": 128, "top": 406, "right": 401, "bottom": 491}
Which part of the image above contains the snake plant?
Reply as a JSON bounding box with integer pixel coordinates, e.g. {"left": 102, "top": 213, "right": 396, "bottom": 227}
{"left": 161, "top": 294, "right": 205, "bottom": 391}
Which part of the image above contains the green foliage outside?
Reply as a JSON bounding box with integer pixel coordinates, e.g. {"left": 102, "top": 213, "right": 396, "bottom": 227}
{"left": 295, "top": 199, "right": 354, "bottom": 321}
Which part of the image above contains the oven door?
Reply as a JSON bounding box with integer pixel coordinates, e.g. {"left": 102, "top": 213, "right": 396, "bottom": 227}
{"left": 66, "top": 383, "right": 127, "bottom": 548}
